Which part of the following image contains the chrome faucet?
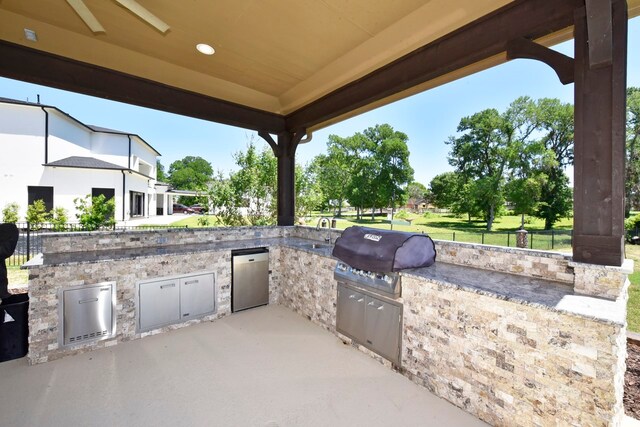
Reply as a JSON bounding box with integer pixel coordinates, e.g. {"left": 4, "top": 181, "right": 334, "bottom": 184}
{"left": 316, "top": 216, "right": 333, "bottom": 244}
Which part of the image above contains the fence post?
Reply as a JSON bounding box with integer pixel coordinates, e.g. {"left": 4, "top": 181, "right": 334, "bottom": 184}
{"left": 551, "top": 230, "right": 555, "bottom": 250}
{"left": 452, "top": 232, "right": 455, "bottom": 241}
{"left": 530, "top": 232, "right": 533, "bottom": 249}
{"left": 507, "top": 232, "right": 510, "bottom": 247}
{"left": 481, "top": 233, "right": 485, "bottom": 244}
{"left": 26, "top": 222, "right": 31, "bottom": 261}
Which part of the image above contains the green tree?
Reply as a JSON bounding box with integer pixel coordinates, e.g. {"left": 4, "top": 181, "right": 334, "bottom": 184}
{"left": 626, "top": 87, "right": 640, "bottom": 216}
{"left": 208, "top": 171, "right": 244, "bottom": 226}
{"left": 156, "top": 160, "right": 167, "bottom": 182}
{"left": 504, "top": 177, "right": 543, "bottom": 228}
{"left": 406, "top": 181, "right": 429, "bottom": 211}
{"left": 531, "top": 98, "right": 574, "bottom": 229}
{"left": 447, "top": 108, "right": 513, "bottom": 230}
{"left": 2, "top": 203, "right": 19, "bottom": 224}
{"left": 168, "top": 156, "right": 213, "bottom": 205}
{"left": 26, "top": 200, "right": 50, "bottom": 229}
{"left": 296, "top": 163, "right": 322, "bottom": 222}
{"left": 310, "top": 138, "right": 352, "bottom": 215}
{"left": 429, "top": 172, "right": 459, "bottom": 209}
{"left": 50, "top": 207, "right": 69, "bottom": 231}
{"left": 230, "top": 142, "right": 277, "bottom": 225}
{"left": 74, "top": 194, "right": 116, "bottom": 231}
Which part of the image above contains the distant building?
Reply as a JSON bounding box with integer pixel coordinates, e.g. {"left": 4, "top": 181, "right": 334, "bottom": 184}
{"left": 0, "top": 97, "right": 177, "bottom": 222}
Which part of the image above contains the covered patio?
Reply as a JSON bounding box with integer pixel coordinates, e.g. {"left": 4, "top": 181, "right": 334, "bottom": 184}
{"left": 0, "top": 305, "right": 486, "bottom": 426}
{"left": 1, "top": 1, "right": 640, "bottom": 426}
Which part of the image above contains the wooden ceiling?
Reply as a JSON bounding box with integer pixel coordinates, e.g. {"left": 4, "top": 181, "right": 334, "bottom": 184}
{"left": 0, "top": 0, "right": 639, "bottom": 133}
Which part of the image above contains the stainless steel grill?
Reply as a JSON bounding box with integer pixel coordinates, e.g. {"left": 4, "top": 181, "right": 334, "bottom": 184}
{"left": 333, "top": 262, "right": 401, "bottom": 298}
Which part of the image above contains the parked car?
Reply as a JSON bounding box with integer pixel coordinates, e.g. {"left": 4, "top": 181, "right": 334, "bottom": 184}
{"left": 173, "top": 203, "right": 194, "bottom": 214}
{"left": 190, "top": 204, "right": 208, "bottom": 214}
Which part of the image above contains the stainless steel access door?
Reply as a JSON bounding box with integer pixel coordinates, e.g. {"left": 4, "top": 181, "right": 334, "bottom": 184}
{"left": 62, "top": 282, "right": 115, "bottom": 346}
{"left": 364, "top": 296, "right": 402, "bottom": 364}
{"left": 336, "top": 284, "right": 366, "bottom": 341}
{"left": 232, "top": 251, "right": 269, "bottom": 312}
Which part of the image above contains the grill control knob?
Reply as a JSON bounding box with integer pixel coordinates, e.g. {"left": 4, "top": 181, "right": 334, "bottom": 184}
{"left": 383, "top": 275, "right": 393, "bottom": 284}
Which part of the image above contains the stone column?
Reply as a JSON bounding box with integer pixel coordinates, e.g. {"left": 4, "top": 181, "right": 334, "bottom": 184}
{"left": 515, "top": 229, "right": 528, "bottom": 248}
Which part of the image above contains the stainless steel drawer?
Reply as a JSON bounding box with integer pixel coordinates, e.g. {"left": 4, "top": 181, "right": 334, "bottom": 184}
{"left": 60, "top": 282, "right": 116, "bottom": 346}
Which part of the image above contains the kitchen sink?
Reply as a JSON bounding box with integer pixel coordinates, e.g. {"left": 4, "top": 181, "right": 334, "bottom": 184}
{"left": 300, "top": 242, "right": 331, "bottom": 250}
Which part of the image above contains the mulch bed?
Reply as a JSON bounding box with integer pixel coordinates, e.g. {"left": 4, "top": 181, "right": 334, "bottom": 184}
{"left": 626, "top": 340, "right": 640, "bottom": 420}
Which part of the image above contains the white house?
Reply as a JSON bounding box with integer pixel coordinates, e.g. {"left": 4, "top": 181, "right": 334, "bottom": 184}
{"left": 0, "top": 97, "right": 176, "bottom": 222}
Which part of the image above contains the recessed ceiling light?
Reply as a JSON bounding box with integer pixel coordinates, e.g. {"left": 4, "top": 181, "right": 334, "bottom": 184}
{"left": 24, "top": 28, "right": 38, "bottom": 42}
{"left": 196, "top": 43, "right": 215, "bottom": 55}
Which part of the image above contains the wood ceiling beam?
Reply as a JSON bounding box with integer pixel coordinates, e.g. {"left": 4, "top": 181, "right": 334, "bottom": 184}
{"left": 0, "top": 40, "right": 286, "bottom": 134}
{"left": 285, "top": 0, "right": 581, "bottom": 131}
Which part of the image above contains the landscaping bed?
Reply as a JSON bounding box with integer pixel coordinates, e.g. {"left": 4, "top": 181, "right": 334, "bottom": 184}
{"left": 626, "top": 339, "right": 640, "bottom": 420}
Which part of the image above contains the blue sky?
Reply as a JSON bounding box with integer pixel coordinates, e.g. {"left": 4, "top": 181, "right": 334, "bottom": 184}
{"left": 0, "top": 18, "right": 638, "bottom": 186}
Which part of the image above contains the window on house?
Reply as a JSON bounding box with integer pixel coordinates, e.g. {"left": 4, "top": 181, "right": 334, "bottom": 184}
{"left": 130, "top": 191, "right": 144, "bottom": 217}
{"left": 92, "top": 188, "right": 115, "bottom": 201}
{"left": 27, "top": 186, "right": 54, "bottom": 211}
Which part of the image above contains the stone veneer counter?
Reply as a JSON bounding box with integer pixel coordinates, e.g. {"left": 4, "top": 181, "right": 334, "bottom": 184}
{"left": 23, "top": 226, "right": 633, "bottom": 426}
{"left": 404, "top": 262, "right": 626, "bottom": 326}
{"left": 23, "top": 236, "right": 332, "bottom": 267}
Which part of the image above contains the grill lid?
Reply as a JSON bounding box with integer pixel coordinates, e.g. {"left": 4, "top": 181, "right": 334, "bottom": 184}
{"left": 332, "top": 226, "right": 436, "bottom": 272}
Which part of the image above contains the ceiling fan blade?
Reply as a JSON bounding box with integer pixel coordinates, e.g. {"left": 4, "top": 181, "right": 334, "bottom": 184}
{"left": 114, "top": 0, "right": 170, "bottom": 34}
{"left": 66, "top": 0, "right": 105, "bottom": 34}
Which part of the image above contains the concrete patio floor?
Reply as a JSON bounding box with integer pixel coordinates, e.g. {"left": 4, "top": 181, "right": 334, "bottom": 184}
{"left": 0, "top": 305, "right": 487, "bottom": 427}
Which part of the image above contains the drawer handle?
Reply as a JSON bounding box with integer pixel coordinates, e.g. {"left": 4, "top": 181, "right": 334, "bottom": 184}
{"left": 368, "top": 301, "right": 375, "bottom": 306}
{"left": 377, "top": 305, "right": 384, "bottom": 311}
{"left": 357, "top": 298, "right": 364, "bottom": 303}
{"left": 184, "top": 280, "right": 199, "bottom": 285}
{"left": 79, "top": 298, "right": 98, "bottom": 304}
{"left": 160, "top": 283, "right": 176, "bottom": 289}
{"left": 349, "top": 294, "right": 356, "bottom": 299}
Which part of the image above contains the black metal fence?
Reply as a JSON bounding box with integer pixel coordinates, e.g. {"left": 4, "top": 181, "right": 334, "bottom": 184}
{"left": 6, "top": 222, "right": 188, "bottom": 266}
{"left": 428, "top": 229, "right": 574, "bottom": 251}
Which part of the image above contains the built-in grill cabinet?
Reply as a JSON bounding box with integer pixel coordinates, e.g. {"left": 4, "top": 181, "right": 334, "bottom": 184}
{"left": 59, "top": 282, "right": 116, "bottom": 347}
{"left": 336, "top": 282, "right": 403, "bottom": 366}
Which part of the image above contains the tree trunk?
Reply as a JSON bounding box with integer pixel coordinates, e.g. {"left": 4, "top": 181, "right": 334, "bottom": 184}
{"left": 520, "top": 213, "right": 525, "bottom": 229}
{"left": 356, "top": 206, "right": 360, "bottom": 221}
{"left": 544, "top": 217, "right": 552, "bottom": 230}
{"left": 371, "top": 207, "right": 375, "bottom": 220}
{"left": 337, "top": 200, "right": 342, "bottom": 217}
{"left": 486, "top": 204, "right": 495, "bottom": 231}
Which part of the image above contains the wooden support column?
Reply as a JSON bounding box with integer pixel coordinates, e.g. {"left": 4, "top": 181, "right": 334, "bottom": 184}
{"left": 258, "top": 130, "right": 304, "bottom": 226}
{"left": 573, "top": 0, "right": 627, "bottom": 266}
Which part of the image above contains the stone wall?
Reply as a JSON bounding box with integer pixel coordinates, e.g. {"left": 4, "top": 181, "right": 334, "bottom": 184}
{"left": 276, "top": 247, "right": 337, "bottom": 332}
{"left": 41, "top": 226, "right": 285, "bottom": 254}
{"left": 435, "top": 240, "right": 574, "bottom": 284}
{"left": 570, "top": 259, "right": 634, "bottom": 300}
{"left": 401, "top": 275, "right": 627, "bottom": 426}
{"left": 29, "top": 249, "right": 234, "bottom": 364}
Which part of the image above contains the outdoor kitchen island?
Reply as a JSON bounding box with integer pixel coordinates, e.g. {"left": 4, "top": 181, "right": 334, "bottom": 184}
{"left": 23, "top": 226, "right": 632, "bottom": 427}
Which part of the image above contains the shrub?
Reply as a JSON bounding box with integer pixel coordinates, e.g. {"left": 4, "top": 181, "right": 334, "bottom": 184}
{"left": 394, "top": 210, "right": 409, "bottom": 220}
{"left": 626, "top": 213, "right": 640, "bottom": 231}
{"left": 74, "top": 194, "right": 116, "bottom": 231}
{"left": 197, "top": 216, "right": 211, "bottom": 227}
{"left": 51, "top": 207, "right": 68, "bottom": 231}
{"left": 2, "top": 203, "right": 19, "bottom": 223}
{"left": 26, "top": 200, "right": 50, "bottom": 229}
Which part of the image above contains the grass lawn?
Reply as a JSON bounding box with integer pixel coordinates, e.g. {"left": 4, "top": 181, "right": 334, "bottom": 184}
{"left": 624, "top": 245, "right": 640, "bottom": 333}
{"left": 167, "top": 215, "right": 219, "bottom": 227}
{"left": 6, "top": 264, "right": 28, "bottom": 286}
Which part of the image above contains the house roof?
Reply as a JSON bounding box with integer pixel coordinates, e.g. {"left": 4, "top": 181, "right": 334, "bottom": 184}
{"left": 45, "top": 156, "right": 125, "bottom": 170}
{"left": 0, "top": 97, "right": 161, "bottom": 156}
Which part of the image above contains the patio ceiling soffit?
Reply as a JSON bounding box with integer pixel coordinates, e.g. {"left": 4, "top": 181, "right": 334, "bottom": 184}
{"left": 0, "top": 0, "right": 631, "bottom": 135}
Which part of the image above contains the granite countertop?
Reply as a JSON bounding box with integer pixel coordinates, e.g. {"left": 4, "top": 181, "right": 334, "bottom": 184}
{"left": 403, "top": 262, "right": 625, "bottom": 326}
{"left": 24, "top": 236, "right": 623, "bottom": 325}
{"left": 23, "top": 236, "right": 334, "bottom": 268}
